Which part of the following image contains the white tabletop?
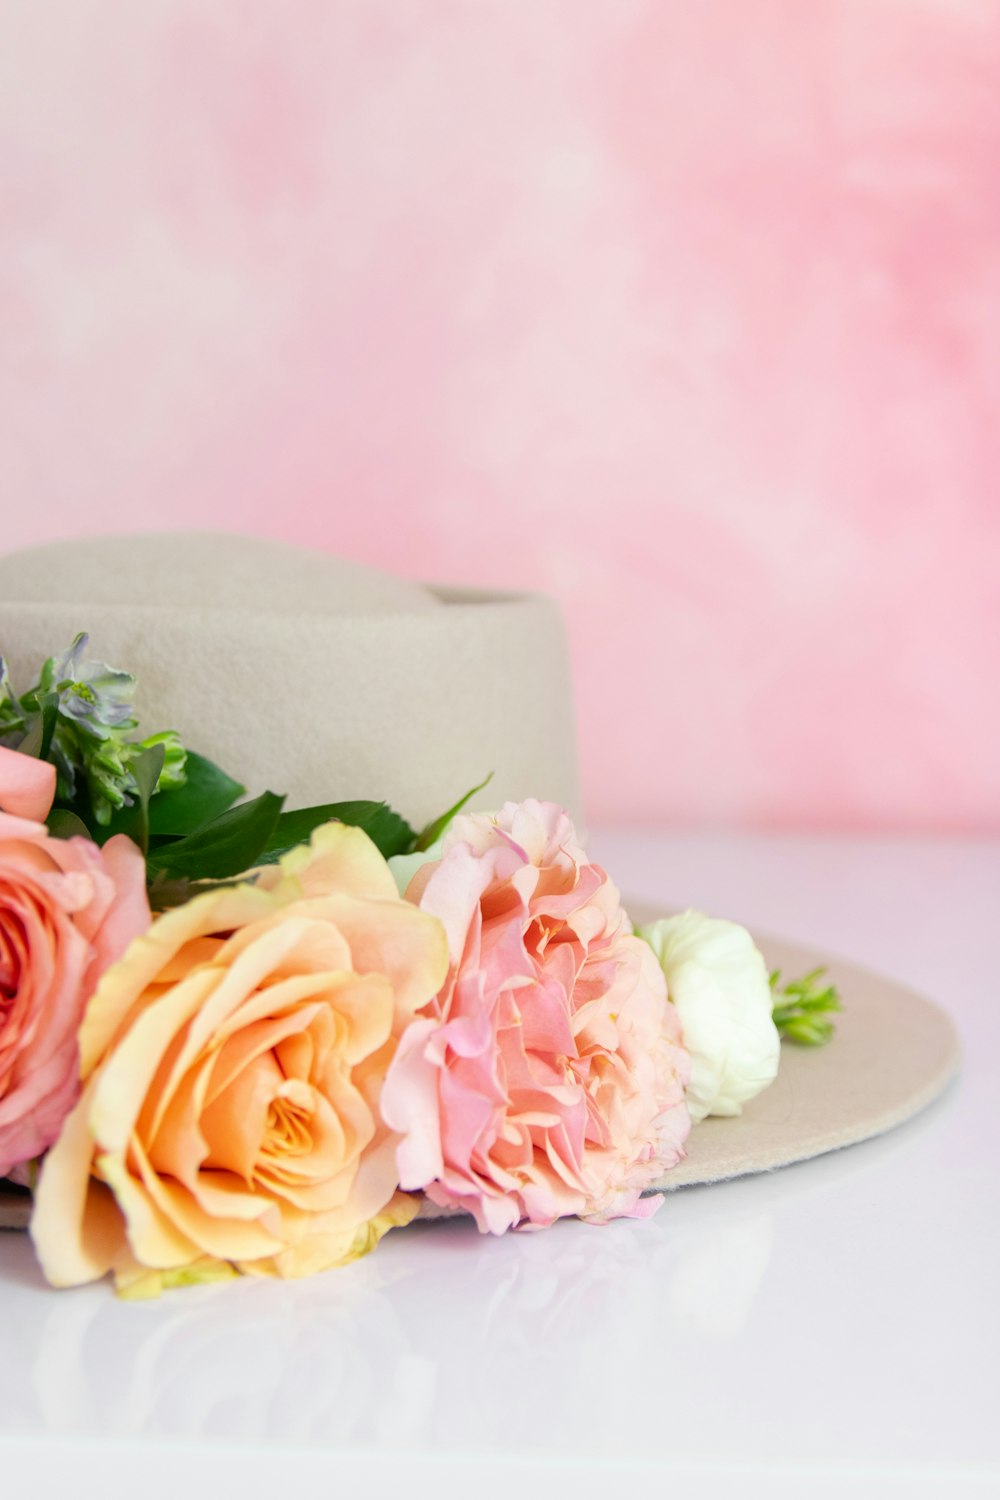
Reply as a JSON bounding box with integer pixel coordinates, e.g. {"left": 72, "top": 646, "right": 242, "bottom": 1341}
{"left": 2, "top": 832, "right": 997, "bottom": 1500}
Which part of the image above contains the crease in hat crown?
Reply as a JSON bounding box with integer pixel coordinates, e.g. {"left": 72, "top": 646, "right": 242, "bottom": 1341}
{"left": 0, "top": 532, "right": 581, "bottom": 828}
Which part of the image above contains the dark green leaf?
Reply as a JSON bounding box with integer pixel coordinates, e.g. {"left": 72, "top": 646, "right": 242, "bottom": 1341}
{"left": 147, "top": 751, "right": 245, "bottom": 837}
{"left": 46, "top": 808, "right": 93, "bottom": 841}
{"left": 257, "top": 800, "right": 416, "bottom": 864}
{"left": 147, "top": 791, "right": 284, "bottom": 880}
{"left": 414, "top": 772, "right": 493, "bottom": 852}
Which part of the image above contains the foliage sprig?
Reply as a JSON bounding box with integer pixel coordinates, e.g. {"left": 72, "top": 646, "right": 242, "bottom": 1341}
{"left": 0, "top": 634, "right": 186, "bottom": 827}
{"left": 770, "top": 966, "right": 842, "bottom": 1045}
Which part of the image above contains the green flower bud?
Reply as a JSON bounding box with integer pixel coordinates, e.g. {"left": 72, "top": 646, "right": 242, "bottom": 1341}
{"left": 140, "top": 731, "right": 188, "bottom": 792}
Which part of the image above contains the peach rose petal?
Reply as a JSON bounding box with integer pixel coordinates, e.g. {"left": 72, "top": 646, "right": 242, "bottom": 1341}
{"left": 31, "top": 1078, "right": 130, "bottom": 1287}
{"left": 88, "top": 968, "right": 220, "bottom": 1154}
{"left": 148, "top": 1053, "right": 251, "bottom": 1192}
{"left": 239, "top": 1190, "right": 419, "bottom": 1281}
{"left": 125, "top": 1136, "right": 286, "bottom": 1264}
{"left": 263, "top": 823, "right": 399, "bottom": 903}
{"left": 207, "top": 960, "right": 374, "bottom": 1051}
{"left": 289, "top": 894, "right": 455, "bottom": 1018}
{"left": 97, "top": 1146, "right": 206, "bottom": 1269}
{"left": 78, "top": 885, "right": 274, "bottom": 1074}
{"left": 206, "top": 1013, "right": 319, "bottom": 1115}
{"left": 310, "top": 971, "right": 396, "bottom": 1065}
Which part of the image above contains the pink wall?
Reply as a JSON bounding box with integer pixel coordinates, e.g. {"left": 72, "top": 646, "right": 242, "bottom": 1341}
{"left": 2, "top": 2, "right": 998, "bottom": 831}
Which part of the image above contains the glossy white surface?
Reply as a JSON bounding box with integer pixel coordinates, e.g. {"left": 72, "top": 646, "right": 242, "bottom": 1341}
{"left": 2, "top": 833, "right": 997, "bottom": 1499}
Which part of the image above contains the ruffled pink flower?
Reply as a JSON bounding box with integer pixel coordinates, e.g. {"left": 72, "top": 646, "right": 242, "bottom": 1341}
{"left": 0, "top": 745, "right": 150, "bottom": 1177}
{"left": 382, "top": 800, "right": 690, "bottom": 1232}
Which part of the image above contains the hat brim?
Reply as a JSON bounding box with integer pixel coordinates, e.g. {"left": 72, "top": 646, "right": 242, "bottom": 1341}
{"left": 0, "top": 919, "right": 959, "bottom": 1236}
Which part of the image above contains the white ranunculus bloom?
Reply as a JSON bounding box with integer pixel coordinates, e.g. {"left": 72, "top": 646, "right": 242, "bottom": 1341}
{"left": 639, "top": 911, "right": 780, "bottom": 1124}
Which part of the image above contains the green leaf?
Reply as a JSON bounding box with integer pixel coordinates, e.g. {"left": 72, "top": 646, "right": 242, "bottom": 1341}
{"left": 147, "top": 751, "right": 245, "bottom": 837}
{"left": 414, "top": 772, "right": 493, "bottom": 853}
{"left": 146, "top": 791, "right": 284, "bottom": 880}
{"left": 257, "top": 800, "right": 416, "bottom": 864}
{"left": 46, "top": 808, "right": 93, "bottom": 841}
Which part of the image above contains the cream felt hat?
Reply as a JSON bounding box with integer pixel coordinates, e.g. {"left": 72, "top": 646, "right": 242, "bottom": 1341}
{"left": 0, "top": 534, "right": 959, "bottom": 1239}
{"left": 0, "top": 532, "right": 581, "bottom": 831}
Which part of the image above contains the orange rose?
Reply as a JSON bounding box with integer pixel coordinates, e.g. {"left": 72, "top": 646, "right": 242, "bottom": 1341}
{"left": 31, "top": 824, "right": 448, "bottom": 1295}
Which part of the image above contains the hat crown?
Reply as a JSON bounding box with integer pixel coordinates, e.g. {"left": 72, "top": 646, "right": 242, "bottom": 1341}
{"left": 0, "top": 532, "right": 581, "bottom": 828}
{"left": 0, "top": 533, "right": 436, "bottom": 615}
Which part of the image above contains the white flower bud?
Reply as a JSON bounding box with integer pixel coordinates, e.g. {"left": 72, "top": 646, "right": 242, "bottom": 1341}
{"left": 639, "top": 911, "right": 780, "bottom": 1124}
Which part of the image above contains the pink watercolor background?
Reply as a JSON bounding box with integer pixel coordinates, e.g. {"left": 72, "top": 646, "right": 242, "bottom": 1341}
{"left": 1, "top": 2, "right": 998, "bottom": 831}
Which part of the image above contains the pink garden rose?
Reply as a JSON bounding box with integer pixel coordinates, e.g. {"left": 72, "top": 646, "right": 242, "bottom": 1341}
{"left": 0, "top": 745, "right": 150, "bottom": 1177}
{"left": 382, "top": 800, "right": 691, "bottom": 1232}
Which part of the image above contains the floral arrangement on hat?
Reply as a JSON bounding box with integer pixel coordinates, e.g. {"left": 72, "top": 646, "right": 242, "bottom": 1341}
{"left": 0, "top": 638, "right": 839, "bottom": 1297}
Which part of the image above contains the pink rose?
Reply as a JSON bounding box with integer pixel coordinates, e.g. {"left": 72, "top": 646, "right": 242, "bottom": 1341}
{"left": 382, "top": 800, "right": 691, "bottom": 1232}
{"left": 0, "top": 745, "right": 150, "bottom": 1177}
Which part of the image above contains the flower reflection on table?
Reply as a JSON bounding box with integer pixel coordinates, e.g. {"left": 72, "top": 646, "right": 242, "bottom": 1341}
{"left": 0, "top": 1189, "right": 776, "bottom": 1454}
